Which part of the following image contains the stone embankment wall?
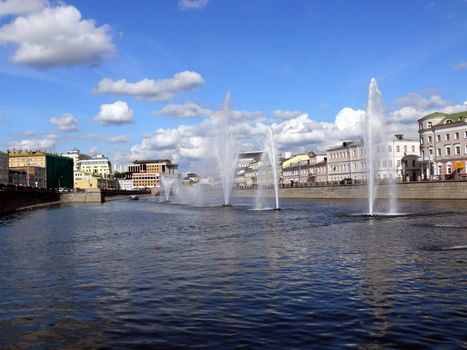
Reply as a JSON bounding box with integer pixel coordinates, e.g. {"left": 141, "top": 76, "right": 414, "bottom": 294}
{"left": 234, "top": 181, "right": 467, "bottom": 200}
{"left": 0, "top": 190, "right": 60, "bottom": 215}
{"left": 60, "top": 191, "right": 104, "bottom": 203}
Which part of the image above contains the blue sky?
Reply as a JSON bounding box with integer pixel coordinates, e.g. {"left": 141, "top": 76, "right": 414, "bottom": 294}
{"left": 0, "top": 0, "right": 466, "bottom": 171}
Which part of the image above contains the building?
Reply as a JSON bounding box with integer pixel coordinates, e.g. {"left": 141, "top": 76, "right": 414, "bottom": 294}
{"left": 8, "top": 150, "right": 73, "bottom": 189}
{"left": 0, "top": 151, "right": 8, "bottom": 185}
{"left": 118, "top": 179, "right": 134, "bottom": 190}
{"left": 281, "top": 153, "right": 310, "bottom": 186}
{"left": 77, "top": 154, "right": 112, "bottom": 178}
{"left": 61, "top": 148, "right": 91, "bottom": 171}
{"left": 236, "top": 151, "right": 263, "bottom": 187}
{"left": 74, "top": 171, "right": 118, "bottom": 190}
{"left": 326, "top": 134, "right": 420, "bottom": 183}
{"left": 8, "top": 165, "right": 46, "bottom": 188}
{"left": 418, "top": 111, "right": 467, "bottom": 180}
{"left": 128, "top": 159, "right": 177, "bottom": 189}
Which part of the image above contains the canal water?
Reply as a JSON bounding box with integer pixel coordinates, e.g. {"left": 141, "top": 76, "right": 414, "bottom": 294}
{"left": 0, "top": 197, "right": 466, "bottom": 349}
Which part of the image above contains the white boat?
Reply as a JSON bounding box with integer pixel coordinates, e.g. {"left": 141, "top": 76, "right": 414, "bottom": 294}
{"left": 129, "top": 195, "right": 139, "bottom": 200}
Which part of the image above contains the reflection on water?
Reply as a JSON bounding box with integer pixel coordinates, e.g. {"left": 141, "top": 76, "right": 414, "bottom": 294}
{"left": 0, "top": 198, "right": 466, "bottom": 349}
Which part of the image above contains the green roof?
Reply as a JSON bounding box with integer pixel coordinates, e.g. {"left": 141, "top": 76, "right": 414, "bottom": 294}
{"left": 420, "top": 110, "right": 467, "bottom": 125}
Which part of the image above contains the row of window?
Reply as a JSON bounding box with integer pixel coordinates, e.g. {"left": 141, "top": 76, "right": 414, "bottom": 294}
{"left": 421, "top": 131, "right": 467, "bottom": 144}
{"left": 424, "top": 145, "right": 467, "bottom": 157}
{"left": 329, "top": 145, "right": 417, "bottom": 160}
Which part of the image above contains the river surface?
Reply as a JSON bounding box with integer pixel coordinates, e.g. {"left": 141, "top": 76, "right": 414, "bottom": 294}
{"left": 0, "top": 197, "right": 466, "bottom": 349}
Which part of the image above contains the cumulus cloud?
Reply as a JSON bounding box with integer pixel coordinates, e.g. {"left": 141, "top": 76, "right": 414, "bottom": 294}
{"left": 128, "top": 91, "right": 467, "bottom": 172}
{"left": 273, "top": 109, "right": 305, "bottom": 120}
{"left": 10, "top": 132, "right": 58, "bottom": 150}
{"left": 155, "top": 102, "right": 212, "bottom": 118}
{"left": 0, "top": 5, "right": 114, "bottom": 67}
{"left": 394, "top": 92, "right": 451, "bottom": 109}
{"left": 0, "top": 0, "right": 46, "bottom": 17}
{"left": 178, "top": 0, "right": 209, "bottom": 10}
{"left": 48, "top": 113, "right": 78, "bottom": 131}
{"left": 94, "top": 71, "right": 205, "bottom": 101}
{"left": 454, "top": 61, "right": 467, "bottom": 70}
{"left": 94, "top": 101, "right": 134, "bottom": 125}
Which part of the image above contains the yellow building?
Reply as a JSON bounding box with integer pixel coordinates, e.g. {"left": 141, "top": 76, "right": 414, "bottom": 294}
{"left": 281, "top": 154, "right": 310, "bottom": 169}
{"left": 128, "top": 159, "right": 177, "bottom": 189}
{"left": 74, "top": 171, "right": 118, "bottom": 190}
{"left": 8, "top": 150, "right": 73, "bottom": 189}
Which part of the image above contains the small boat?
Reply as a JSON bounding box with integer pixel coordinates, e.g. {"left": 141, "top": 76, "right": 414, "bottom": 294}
{"left": 129, "top": 195, "right": 139, "bottom": 200}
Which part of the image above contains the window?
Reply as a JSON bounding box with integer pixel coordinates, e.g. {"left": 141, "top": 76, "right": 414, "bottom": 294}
{"left": 396, "top": 145, "right": 400, "bottom": 152}
{"left": 465, "top": 131, "right": 467, "bottom": 139}
{"left": 437, "top": 148, "right": 441, "bottom": 156}
{"left": 455, "top": 145, "right": 461, "bottom": 155}
{"left": 412, "top": 146, "right": 415, "bottom": 152}
{"left": 403, "top": 145, "right": 407, "bottom": 153}
{"left": 445, "top": 133, "right": 450, "bottom": 141}
{"left": 436, "top": 134, "right": 441, "bottom": 142}
{"left": 428, "top": 121, "right": 432, "bottom": 128}
{"left": 428, "top": 136, "right": 432, "bottom": 143}
{"left": 447, "top": 163, "right": 452, "bottom": 174}
{"left": 429, "top": 148, "right": 433, "bottom": 156}
{"left": 412, "top": 160, "right": 416, "bottom": 167}
{"left": 446, "top": 146, "right": 451, "bottom": 156}
{"left": 455, "top": 132, "right": 460, "bottom": 140}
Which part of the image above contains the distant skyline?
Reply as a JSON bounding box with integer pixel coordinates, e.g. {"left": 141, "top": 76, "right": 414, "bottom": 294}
{"left": 1, "top": 0, "right": 466, "bottom": 172}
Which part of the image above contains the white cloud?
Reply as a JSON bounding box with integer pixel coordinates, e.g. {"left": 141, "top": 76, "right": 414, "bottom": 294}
{"left": 273, "top": 109, "right": 305, "bottom": 120}
{"left": 94, "top": 101, "right": 134, "bottom": 125}
{"left": 155, "top": 102, "right": 212, "bottom": 118}
{"left": 178, "top": 0, "right": 209, "bottom": 10}
{"left": 394, "top": 92, "right": 450, "bottom": 109}
{"left": 48, "top": 113, "right": 78, "bottom": 131}
{"left": 9, "top": 132, "right": 58, "bottom": 150}
{"left": 0, "top": 5, "right": 114, "bottom": 67}
{"left": 0, "top": 0, "right": 46, "bottom": 17}
{"left": 454, "top": 61, "right": 467, "bottom": 70}
{"left": 94, "top": 71, "right": 205, "bottom": 101}
{"left": 128, "top": 92, "right": 467, "bottom": 172}
{"left": 108, "top": 135, "right": 130, "bottom": 143}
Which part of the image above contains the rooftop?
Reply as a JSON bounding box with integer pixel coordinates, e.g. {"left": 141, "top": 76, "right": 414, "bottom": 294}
{"left": 419, "top": 110, "right": 467, "bottom": 124}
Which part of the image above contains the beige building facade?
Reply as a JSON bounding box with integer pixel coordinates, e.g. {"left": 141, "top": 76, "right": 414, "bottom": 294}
{"left": 128, "top": 160, "right": 178, "bottom": 189}
{"left": 418, "top": 111, "right": 467, "bottom": 180}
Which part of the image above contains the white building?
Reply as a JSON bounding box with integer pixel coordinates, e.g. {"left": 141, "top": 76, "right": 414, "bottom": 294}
{"left": 0, "top": 151, "right": 8, "bottom": 185}
{"left": 118, "top": 179, "right": 134, "bottom": 191}
{"left": 77, "top": 154, "right": 112, "bottom": 179}
{"left": 326, "top": 134, "right": 421, "bottom": 183}
{"left": 61, "top": 148, "right": 91, "bottom": 171}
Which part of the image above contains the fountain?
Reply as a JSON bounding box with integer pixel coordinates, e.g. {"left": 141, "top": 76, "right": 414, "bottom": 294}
{"left": 364, "top": 78, "right": 398, "bottom": 216}
{"left": 214, "top": 91, "right": 238, "bottom": 207}
{"left": 160, "top": 174, "right": 179, "bottom": 202}
{"left": 255, "top": 128, "right": 280, "bottom": 210}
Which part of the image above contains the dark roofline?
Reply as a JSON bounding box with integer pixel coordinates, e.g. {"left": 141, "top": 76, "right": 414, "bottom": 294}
{"left": 132, "top": 159, "right": 173, "bottom": 164}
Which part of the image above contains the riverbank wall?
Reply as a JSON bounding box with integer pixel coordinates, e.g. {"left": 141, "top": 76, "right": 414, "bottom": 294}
{"left": 0, "top": 189, "right": 60, "bottom": 215}
{"left": 234, "top": 181, "right": 467, "bottom": 200}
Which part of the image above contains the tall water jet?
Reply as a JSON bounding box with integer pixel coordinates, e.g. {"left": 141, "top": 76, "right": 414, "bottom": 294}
{"left": 214, "top": 91, "right": 238, "bottom": 206}
{"left": 364, "top": 78, "right": 397, "bottom": 215}
{"left": 160, "top": 174, "right": 179, "bottom": 202}
{"left": 255, "top": 128, "right": 280, "bottom": 210}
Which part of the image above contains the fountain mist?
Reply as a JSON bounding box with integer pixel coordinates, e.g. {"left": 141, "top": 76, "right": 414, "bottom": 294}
{"left": 364, "top": 78, "right": 397, "bottom": 215}
{"left": 255, "top": 128, "right": 280, "bottom": 210}
{"left": 215, "top": 91, "right": 238, "bottom": 206}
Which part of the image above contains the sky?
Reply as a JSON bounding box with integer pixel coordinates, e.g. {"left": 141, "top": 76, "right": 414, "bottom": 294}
{"left": 0, "top": 0, "right": 466, "bottom": 173}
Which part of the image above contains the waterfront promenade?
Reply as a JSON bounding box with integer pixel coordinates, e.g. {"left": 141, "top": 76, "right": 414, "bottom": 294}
{"left": 235, "top": 180, "right": 467, "bottom": 200}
